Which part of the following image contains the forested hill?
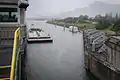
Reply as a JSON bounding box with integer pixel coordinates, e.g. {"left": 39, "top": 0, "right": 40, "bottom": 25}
{"left": 54, "top": 1, "right": 120, "bottom": 18}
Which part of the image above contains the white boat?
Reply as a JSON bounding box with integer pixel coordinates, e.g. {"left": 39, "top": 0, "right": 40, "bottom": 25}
{"left": 69, "top": 26, "right": 78, "bottom": 33}
{"left": 27, "top": 28, "right": 53, "bottom": 43}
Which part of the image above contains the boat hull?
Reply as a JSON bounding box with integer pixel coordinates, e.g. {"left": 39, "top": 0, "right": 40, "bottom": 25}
{"left": 27, "top": 28, "right": 53, "bottom": 43}
{"left": 27, "top": 38, "right": 53, "bottom": 43}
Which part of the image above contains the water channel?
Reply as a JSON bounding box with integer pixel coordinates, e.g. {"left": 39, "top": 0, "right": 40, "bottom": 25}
{"left": 25, "top": 20, "right": 91, "bottom": 80}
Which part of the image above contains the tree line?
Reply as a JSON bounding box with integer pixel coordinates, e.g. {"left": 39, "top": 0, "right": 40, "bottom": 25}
{"left": 54, "top": 13, "right": 120, "bottom": 32}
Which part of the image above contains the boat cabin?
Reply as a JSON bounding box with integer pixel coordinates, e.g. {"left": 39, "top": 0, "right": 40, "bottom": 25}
{"left": 0, "top": 0, "right": 29, "bottom": 26}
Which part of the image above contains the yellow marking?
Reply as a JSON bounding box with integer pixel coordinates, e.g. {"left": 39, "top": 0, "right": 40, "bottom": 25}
{"left": 0, "top": 65, "right": 11, "bottom": 68}
{"left": 0, "top": 78, "right": 10, "bottom": 80}
{"left": 10, "top": 27, "right": 20, "bottom": 80}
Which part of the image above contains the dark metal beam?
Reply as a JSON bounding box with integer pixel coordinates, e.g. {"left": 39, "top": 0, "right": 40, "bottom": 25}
{"left": 0, "top": 2, "right": 17, "bottom": 5}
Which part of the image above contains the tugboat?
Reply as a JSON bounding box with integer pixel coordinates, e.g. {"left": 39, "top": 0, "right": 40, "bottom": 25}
{"left": 0, "top": 0, "right": 29, "bottom": 80}
{"left": 27, "top": 28, "right": 53, "bottom": 43}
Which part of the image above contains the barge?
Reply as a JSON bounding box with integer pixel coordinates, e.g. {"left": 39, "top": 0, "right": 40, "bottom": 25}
{"left": 27, "top": 28, "right": 53, "bottom": 43}
{"left": 83, "top": 29, "right": 120, "bottom": 80}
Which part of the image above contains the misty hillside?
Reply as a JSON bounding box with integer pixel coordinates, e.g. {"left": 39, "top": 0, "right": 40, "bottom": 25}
{"left": 54, "top": 1, "right": 120, "bottom": 18}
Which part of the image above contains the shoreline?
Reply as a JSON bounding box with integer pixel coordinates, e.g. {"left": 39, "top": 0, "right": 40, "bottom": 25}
{"left": 47, "top": 21, "right": 115, "bottom": 35}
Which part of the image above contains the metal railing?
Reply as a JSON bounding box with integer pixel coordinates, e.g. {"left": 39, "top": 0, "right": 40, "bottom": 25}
{"left": 10, "top": 27, "right": 21, "bottom": 80}
{"left": 0, "top": 25, "right": 26, "bottom": 80}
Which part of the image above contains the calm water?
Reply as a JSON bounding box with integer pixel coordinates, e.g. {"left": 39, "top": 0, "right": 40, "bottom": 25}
{"left": 25, "top": 21, "right": 88, "bottom": 80}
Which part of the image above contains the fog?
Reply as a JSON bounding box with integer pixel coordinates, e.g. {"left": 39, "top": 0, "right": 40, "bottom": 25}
{"left": 26, "top": 0, "right": 120, "bottom": 17}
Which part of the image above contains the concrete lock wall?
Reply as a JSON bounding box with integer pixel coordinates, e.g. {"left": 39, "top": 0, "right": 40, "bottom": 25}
{"left": 85, "top": 53, "right": 120, "bottom": 80}
{"left": 84, "top": 31, "right": 120, "bottom": 80}
{"left": 116, "top": 45, "right": 120, "bottom": 70}
{"left": 106, "top": 38, "right": 120, "bottom": 70}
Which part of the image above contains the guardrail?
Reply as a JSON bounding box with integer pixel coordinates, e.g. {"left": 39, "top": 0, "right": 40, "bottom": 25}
{"left": 10, "top": 27, "right": 21, "bottom": 80}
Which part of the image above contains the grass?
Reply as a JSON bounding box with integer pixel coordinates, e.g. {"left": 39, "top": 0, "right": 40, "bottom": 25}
{"left": 99, "top": 25, "right": 115, "bottom": 34}
{"left": 47, "top": 21, "right": 95, "bottom": 28}
{"left": 100, "top": 29, "right": 115, "bottom": 34}
{"left": 76, "top": 23, "right": 95, "bottom": 29}
{"left": 47, "top": 20, "right": 115, "bottom": 34}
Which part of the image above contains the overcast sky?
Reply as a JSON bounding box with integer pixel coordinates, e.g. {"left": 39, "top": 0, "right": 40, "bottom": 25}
{"left": 26, "top": 0, "right": 120, "bottom": 17}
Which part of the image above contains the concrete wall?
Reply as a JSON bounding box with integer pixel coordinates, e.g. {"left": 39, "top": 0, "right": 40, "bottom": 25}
{"left": 106, "top": 37, "right": 120, "bottom": 70}
{"left": 84, "top": 32, "right": 120, "bottom": 80}
{"left": 85, "top": 53, "right": 120, "bottom": 80}
{"left": 116, "top": 45, "right": 120, "bottom": 70}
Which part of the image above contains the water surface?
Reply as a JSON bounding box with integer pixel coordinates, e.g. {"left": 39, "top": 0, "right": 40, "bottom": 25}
{"left": 26, "top": 21, "right": 88, "bottom": 80}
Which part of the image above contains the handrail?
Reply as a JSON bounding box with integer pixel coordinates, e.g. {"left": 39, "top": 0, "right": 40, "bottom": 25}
{"left": 0, "top": 65, "right": 11, "bottom": 69}
{"left": 0, "top": 78, "right": 10, "bottom": 80}
{"left": 10, "top": 27, "right": 20, "bottom": 80}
